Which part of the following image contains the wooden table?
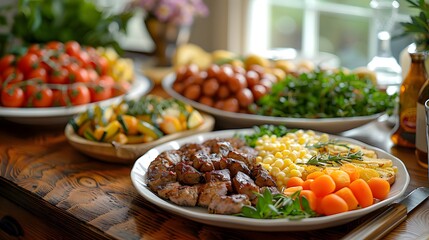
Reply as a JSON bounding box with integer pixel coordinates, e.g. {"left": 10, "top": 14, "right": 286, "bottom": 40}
{"left": 1, "top": 86, "right": 428, "bottom": 240}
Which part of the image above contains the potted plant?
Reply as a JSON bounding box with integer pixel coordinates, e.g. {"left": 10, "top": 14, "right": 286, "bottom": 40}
{"left": 398, "top": 0, "right": 429, "bottom": 77}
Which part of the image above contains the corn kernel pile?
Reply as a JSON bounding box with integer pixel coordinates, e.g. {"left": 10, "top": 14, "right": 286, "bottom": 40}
{"left": 255, "top": 130, "right": 330, "bottom": 189}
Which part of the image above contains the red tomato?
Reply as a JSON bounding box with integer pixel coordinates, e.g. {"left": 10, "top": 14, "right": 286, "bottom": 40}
{"left": 1, "top": 85, "right": 25, "bottom": 107}
{"left": 1, "top": 67, "right": 24, "bottom": 85}
{"left": 65, "top": 41, "right": 81, "bottom": 56}
{"left": 18, "top": 53, "right": 40, "bottom": 75}
{"left": 74, "top": 51, "right": 90, "bottom": 67}
{"left": 27, "top": 68, "right": 48, "bottom": 83}
{"left": 89, "top": 81, "right": 112, "bottom": 102}
{"left": 49, "top": 68, "right": 69, "bottom": 84}
{"left": 90, "top": 56, "right": 109, "bottom": 76}
{"left": 52, "top": 89, "right": 67, "bottom": 106}
{"left": 27, "top": 86, "right": 54, "bottom": 108}
{"left": 0, "top": 54, "right": 16, "bottom": 72}
{"left": 69, "top": 68, "right": 89, "bottom": 83}
{"left": 45, "top": 41, "right": 64, "bottom": 51}
{"left": 27, "top": 44, "right": 45, "bottom": 58}
{"left": 68, "top": 84, "right": 91, "bottom": 105}
{"left": 87, "top": 68, "right": 99, "bottom": 83}
{"left": 99, "top": 75, "right": 114, "bottom": 87}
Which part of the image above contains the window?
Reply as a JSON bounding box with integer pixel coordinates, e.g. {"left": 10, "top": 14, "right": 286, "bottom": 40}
{"left": 245, "top": 0, "right": 416, "bottom": 69}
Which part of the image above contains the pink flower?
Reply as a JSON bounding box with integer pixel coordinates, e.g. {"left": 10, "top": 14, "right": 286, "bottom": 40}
{"left": 135, "top": 0, "right": 209, "bottom": 26}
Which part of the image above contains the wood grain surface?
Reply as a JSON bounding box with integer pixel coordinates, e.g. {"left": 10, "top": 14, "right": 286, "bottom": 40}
{"left": 0, "top": 86, "right": 428, "bottom": 240}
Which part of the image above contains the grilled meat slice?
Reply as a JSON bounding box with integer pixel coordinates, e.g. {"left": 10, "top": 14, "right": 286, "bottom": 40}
{"left": 208, "top": 194, "right": 251, "bottom": 215}
{"left": 178, "top": 143, "right": 209, "bottom": 164}
{"left": 147, "top": 170, "right": 177, "bottom": 192}
{"left": 157, "top": 182, "right": 181, "bottom": 199}
{"left": 167, "top": 185, "right": 200, "bottom": 207}
{"left": 260, "top": 186, "right": 281, "bottom": 195}
{"left": 191, "top": 151, "right": 215, "bottom": 172}
{"left": 232, "top": 171, "right": 259, "bottom": 203}
{"left": 175, "top": 162, "right": 202, "bottom": 185}
{"left": 220, "top": 158, "right": 251, "bottom": 177}
{"left": 210, "top": 141, "right": 234, "bottom": 157}
{"left": 146, "top": 150, "right": 181, "bottom": 191}
{"left": 204, "top": 169, "right": 232, "bottom": 192}
{"left": 227, "top": 150, "right": 254, "bottom": 168}
{"left": 198, "top": 182, "right": 228, "bottom": 207}
{"left": 251, "top": 164, "right": 277, "bottom": 187}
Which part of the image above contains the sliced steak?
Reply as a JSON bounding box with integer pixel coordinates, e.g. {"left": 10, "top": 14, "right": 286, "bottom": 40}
{"left": 232, "top": 171, "right": 259, "bottom": 203}
{"left": 198, "top": 182, "right": 228, "bottom": 207}
{"left": 204, "top": 169, "right": 232, "bottom": 192}
{"left": 175, "top": 162, "right": 202, "bottom": 185}
{"left": 208, "top": 194, "right": 251, "bottom": 215}
{"left": 251, "top": 164, "right": 277, "bottom": 187}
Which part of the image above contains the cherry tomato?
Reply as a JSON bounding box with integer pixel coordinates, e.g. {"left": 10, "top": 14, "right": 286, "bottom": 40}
{"left": 69, "top": 68, "right": 89, "bottom": 83}
{"left": 27, "top": 68, "right": 48, "bottom": 83}
{"left": 99, "top": 75, "right": 114, "bottom": 87}
{"left": 52, "top": 89, "right": 67, "bottom": 106}
{"left": 87, "top": 68, "right": 99, "bottom": 83}
{"left": 1, "top": 67, "right": 24, "bottom": 85}
{"left": 0, "top": 54, "right": 16, "bottom": 72}
{"left": 89, "top": 56, "right": 108, "bottom": 76}
{"left": 113, "top": 81, "right": 130, "bottom": 96}
{"left": 45, "top": 41, "right": 64, "bottom": 51}
{"left": 65, "top": 41, "right": 81, "bottom": 56}
{"left": 89, "top": 81, "right": 112, "bottom": 102}
{"left": 67, "top": 84, "right": 91, "bottom": 105}
{"left": 74, "top": 51, "right": 91, "bottom": 67}
{"left": 1, "top": 85, "right": 25, "bottom": 107}
{"left": 17, "top": 53, "right": 39, "bottom": 75}
{"left": 49, "top": 68, "right": 69, "bottom": 84}
{"left": 28, "top": 86, "right": 54, "bottom": 108}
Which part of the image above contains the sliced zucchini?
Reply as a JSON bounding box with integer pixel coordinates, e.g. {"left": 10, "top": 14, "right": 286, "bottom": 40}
{"left": 103, "top": 120, "right": 122, "bottom": 140}
{"left": 83, "top": 129, "right": 97, "bottom": 142}
{"left": 137, "top": 120, "right": 163, "bottom": 139}
{"left": 187, "top": 111, "right": 204, "bottom": 129}
{"left": 117, "top": 115, "right": 129, "bottom": 134}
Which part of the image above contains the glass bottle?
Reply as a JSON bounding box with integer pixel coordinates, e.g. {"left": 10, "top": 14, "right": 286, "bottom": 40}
{"left": 391, "top": 50, "right": 427, "bottom": 148}
{"left": 416, "top": 79, "right": 429, "bottom": 168}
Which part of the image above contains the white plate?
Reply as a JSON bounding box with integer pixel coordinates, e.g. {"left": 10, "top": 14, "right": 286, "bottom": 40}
{"left": 0, "top": 74, "right": 153, "bottom": 125}
{"left": 162, "top": 74, "right": 385, "bottom": 133}
{"left": 130, "top": 129, "right": 410, "bottom": 231}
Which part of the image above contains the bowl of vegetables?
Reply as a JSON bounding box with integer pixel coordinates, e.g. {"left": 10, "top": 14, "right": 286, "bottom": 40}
{"left": 163, "top": 63, "right": 395, "bottom": 133}
{"left": 0, "top": 41, "right": 151, "bottom": 125}
{"left": 65, "top": 95, "right": 215, "bottom": 163}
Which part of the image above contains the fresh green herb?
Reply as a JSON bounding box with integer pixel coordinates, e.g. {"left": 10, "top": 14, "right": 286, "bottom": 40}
{"left": 306, "top": 151, "right": 363, "bottom": 166}
{"left": 237, "top": 188, "right": 316, "bottom": 219}
{"left": 250, "top": 70, "right": 397, "bottom": 118}
{"left": 238, "top": 125, "right": 294, "bottom": 148}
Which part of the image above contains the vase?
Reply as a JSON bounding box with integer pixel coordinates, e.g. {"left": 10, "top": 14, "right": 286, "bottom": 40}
{"left": 144, "top": 17, "right": 191, "bottom": 67}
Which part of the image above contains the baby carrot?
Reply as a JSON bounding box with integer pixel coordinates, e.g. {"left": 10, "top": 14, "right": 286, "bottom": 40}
{"left": 335, "top": 187, "right": 358, "bottom": 211}
{"left": 330, "top": 170, "right": 351, "bottom": 191}
{"left": 310, "top": 174, "right": 336, "bottom": 197}
{"left": 287, "top": 176, "right": 304, "bottom": 188}
{"left": 367, "top": 177, "right": 390, "bottom": 200}
{"left": 349, "top": 179, "right": 373, "bottom": 208}
{"left": 321, "top": 194, "right": 349, "bottom": 216}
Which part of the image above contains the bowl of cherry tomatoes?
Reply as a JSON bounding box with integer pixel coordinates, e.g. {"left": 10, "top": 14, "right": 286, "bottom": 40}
{"left": 0, "top": 41, "right": 152, "bottom": 125}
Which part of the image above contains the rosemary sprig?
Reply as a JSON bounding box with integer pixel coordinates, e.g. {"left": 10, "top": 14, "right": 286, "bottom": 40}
{"left": 306, "top": 150, "right": 363, "bottom": 166}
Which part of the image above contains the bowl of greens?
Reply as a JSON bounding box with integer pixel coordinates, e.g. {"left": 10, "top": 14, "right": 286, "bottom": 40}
{"left": 163, "top": 70, "right": 395, "bottom": 133}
